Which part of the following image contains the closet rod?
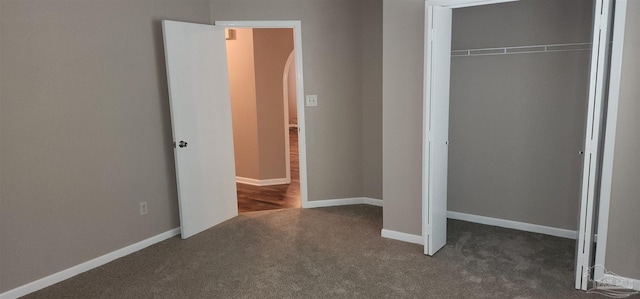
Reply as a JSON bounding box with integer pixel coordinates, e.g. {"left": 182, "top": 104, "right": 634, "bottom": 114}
{"left": 452, "top": 42, "right": 592, "bottom": 57}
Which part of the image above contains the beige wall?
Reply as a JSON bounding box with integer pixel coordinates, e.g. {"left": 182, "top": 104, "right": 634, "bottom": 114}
{"left": 253, "top": 28, "right": 293, "bottom": 179}
{"left": 0, "top": 0, "right": 211, "bottom": 292}
{"left": 287, "top": 53, "right": 298, "bottom": 125}
{"left": 226, "top": 28, "right": 293, "bottom": 180}
{"left": 226, "top": 28, "right": 260, "bottom": 179}
{"left": 604, "top": 0, "right": 640, "bottom": 280}
{"left": 382, "top": 0, "right": 425, "bottom": 235}
{"left": 211, "top": 0, "right": 366, "bottom": 200}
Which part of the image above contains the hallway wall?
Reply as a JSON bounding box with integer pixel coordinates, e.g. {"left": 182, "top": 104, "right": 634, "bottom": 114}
{"left": 227, "top": 28, "right": 260, "bottom": 179}
{"left": 227, "top": 28, "right": 293, "bottom": 181}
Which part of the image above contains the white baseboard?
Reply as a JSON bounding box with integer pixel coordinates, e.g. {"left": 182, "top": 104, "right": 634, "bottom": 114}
{"left": 303, "top": 197, "right": 364, "bottom": 208}
{"left": 302, "top": 197, "right": 383, "bottom": 208}
{"left": 236, "top": 176, "right": 289, "bottom": 186}
{"left": 599, "top": 273, "right": 640, "bottom": 291}
{"left": 363, "top": 197, "right": 383, "bottom": 207}
{"left": 381, "top": 229, "right": 423, "bottom": 245}
{"left": 447, "top": 211, "right": 577, "bottom": 239}
{"left": 0, "top": 228, "right": 181, "bottom": 299}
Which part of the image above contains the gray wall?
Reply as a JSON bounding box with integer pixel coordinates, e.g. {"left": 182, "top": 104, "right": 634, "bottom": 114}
{"left": 603, "top": 0, "right": 640, "bottom": 280}
{"left": 0, "top": 0, "right": 211, "bottom": 291}
{"left": 361, "top": 0, "right": 383, "bottom": 199}
{"left": 382, "top": 0, "right": 594, "bottom": 235}
{"left": 451, "top": 0, "right": 593, "bottom": 49}
{"left": 0, "top": 0, "right": 383, "bottom": 292}
{"left": 448, "top": 0, "right": 593, "bottom": 230}
{"left": 382, "top": 0, "right": 425, "bottom": 235}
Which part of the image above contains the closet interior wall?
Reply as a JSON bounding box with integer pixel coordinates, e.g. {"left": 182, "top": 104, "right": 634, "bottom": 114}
{"left": 447, "top": 0, "right": 594, "bottom": 231}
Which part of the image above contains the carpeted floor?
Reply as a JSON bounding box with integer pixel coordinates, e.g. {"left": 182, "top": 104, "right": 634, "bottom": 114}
{"left": 26, "top": 205, "right": 601, "bottom": 298}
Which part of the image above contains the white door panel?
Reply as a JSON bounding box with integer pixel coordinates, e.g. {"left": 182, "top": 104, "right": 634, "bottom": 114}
{"left": 423, "top": 5, "right": 452, "bottom": 256}
{"left": 162, "top": 20, "right": 238, "bottom": 239}
{"left": 575, "top": 0, "right": 614, "bottom": 290}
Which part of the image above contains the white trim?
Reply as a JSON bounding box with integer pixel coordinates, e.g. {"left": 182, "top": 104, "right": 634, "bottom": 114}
{"left": 598, "top": 273, "right": 640, "bottom": 291}
{"left": 0, "top": 228, "right": 180, "bottom": 299}
{"left": 301, "top": 197, "right": 383, "bottom": 209}
{"left": 381, "top": 229, "right": 423, "bottom": 245}
{"left": 594, "top": 0, "right": 628, "bottom": 282}
{"left": 236, "top": 176, "right": 289, "bottom": 186}
{"left": 447, "top": 211, "right": 577, "bottom": 239}
{"left": 363, "top": 197, "right": 383, "bottom": 207}
{"left": 215, "top": 20, "right": 309, "bottom": 210}
{"left": 451, "top": 42, "right": 592, "bottom": 57}
{"left": 303, "top": 197, "right": 364, "bottom": 208}
{"left": 427, "top": 0, "right": 517, "bottom": 9}
{"left": 282, "top": 50, "right": 296, "bottom": 184}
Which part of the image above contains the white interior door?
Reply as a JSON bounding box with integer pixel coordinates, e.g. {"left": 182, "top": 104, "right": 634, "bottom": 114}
{"left": 574, "top": 0, "right": 614, "bottom": 290}
{"left": 423, "top": 5, "right": 452, "bottom": 256}
{"left": 162, "top": 20, "right": 238, "bottom": 239}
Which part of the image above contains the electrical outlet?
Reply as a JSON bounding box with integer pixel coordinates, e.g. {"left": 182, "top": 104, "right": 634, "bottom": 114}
{"left": 305, "top": 95, "right": 318, "bottom": 107}
{"left": 139, "top": 201, "right": 148, "bottom": 215}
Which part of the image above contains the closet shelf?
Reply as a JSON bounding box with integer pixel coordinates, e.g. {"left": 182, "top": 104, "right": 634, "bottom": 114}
{"left": 452, "top": 42, "right": 592, "bottom": 57}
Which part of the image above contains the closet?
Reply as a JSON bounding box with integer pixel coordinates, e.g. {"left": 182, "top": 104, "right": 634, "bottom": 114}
{"left": 446, "top": 0, "right": 592, "bottom": 237}
{"left": 422, "top": 0, "right": 611, "bottom": 290}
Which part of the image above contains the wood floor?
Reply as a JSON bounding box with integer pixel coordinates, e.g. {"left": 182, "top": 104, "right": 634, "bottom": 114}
{"left": 237, "top": 128, "right": 300, "bottom": 213}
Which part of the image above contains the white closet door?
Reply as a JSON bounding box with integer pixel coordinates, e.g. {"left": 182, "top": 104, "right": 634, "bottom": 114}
{"left": 162, "top": 20, "right": 238, "bottom": 239}
{"left": 423, "top": 5, "right": 452, "bottom": 256}
{"left": 575, "top": 0, "right": 614, "bottom": 290}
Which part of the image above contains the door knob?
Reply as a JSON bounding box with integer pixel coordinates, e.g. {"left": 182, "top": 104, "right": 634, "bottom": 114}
{"left": 178, "top": 141, "right": 188, "bottom": 148}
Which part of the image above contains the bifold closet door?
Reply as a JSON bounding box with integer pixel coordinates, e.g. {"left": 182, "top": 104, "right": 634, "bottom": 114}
{"left": 575, "top": 0, "right": 614, "bottom": 290}
{"left": 423, "top": 5, "right": 452, "bottom": 256}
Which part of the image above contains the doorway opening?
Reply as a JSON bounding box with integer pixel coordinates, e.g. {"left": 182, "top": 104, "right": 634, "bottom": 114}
{"left": 220, "top": 22, "right": 307, "bottom": 213}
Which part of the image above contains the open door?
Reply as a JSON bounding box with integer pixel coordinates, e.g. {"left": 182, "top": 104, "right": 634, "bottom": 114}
{"left": 422, "top": 4, "right": 452, "bottom": 256}
{"left": 575, "top": 0, "right": 614, "bottom": 290}
{"left": 162, "top": 20, "right": 238, "bottom": 239}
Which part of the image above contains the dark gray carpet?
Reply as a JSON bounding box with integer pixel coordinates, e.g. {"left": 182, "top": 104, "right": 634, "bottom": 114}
{"left": 26, "top": 205, "right": 600, "bottom": 298}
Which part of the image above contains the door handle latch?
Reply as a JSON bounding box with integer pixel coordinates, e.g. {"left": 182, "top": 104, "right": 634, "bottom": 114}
{"left": 174, "top": 141, "right": 188, "bottom": 148}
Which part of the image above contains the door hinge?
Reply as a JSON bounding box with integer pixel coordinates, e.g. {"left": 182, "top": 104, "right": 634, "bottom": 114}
{"left": 584, "top": 140, "right": 593, "bottom": 155}
{"left": 599, "top": 13, "right": 607, "bottom": 31}
{"left": 172, "top": 141, "right": 176, "bottom": 148}
{"left": 425, "top": 224, "right": 433, "bottom": 235}
{"left": 427, "top": 131, "right": 433, "bottom": 142}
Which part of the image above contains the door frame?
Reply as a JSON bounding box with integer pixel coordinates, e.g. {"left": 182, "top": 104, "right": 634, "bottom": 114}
{"left": 215, "top": 20, "right": 309, "bottom": 208}
{"left": 593, "top": 0, "right": 628, "bottom": 284}
{"left": 423, "top": 0, "right": 614, "bottom": 290}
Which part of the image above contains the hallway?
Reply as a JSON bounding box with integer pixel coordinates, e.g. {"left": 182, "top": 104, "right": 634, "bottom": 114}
{"left": 237, "top": 128, "right": 300, "bottom": 212}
